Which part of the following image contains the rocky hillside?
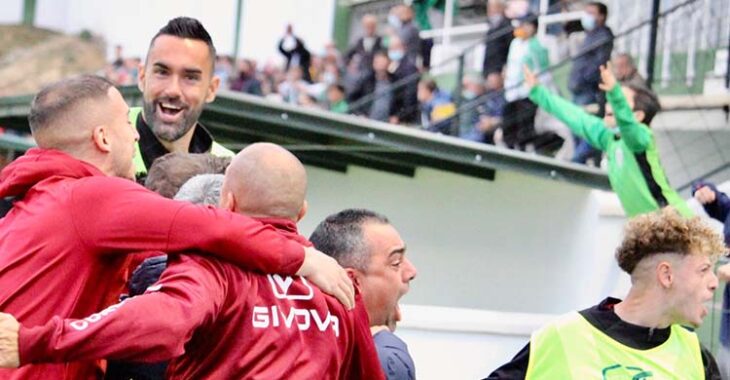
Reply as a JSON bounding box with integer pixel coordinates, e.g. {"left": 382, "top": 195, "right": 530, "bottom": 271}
{"left": 0, "top": 25, "right": 106, "bottom": 97}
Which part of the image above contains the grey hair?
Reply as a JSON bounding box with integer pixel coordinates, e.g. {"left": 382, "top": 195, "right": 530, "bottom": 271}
{"left": 174, "top": 174, "right": 225, "bottom": 206}
{"left": 309, "top": 209, "right": 390, "bottom": 271}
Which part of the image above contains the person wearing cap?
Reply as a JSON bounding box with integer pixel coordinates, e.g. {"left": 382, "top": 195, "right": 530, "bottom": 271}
{"left": 130, "top": 17, "right": 234, "bottom": 184}
{"left": 501, "top": 12, "right": 549, "bottom": 150}
{"left": 486, "top": 207, "right": 723, "bottom": 379}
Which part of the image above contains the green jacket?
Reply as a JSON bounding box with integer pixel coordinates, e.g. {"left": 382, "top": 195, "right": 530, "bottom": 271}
{"left": 528, "top": 84, "right": 692, "bottom": 217}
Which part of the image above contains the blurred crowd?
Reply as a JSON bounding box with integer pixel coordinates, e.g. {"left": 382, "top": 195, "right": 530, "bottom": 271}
{"left": 103, "top": 0, "right": 649, "bottom": 168}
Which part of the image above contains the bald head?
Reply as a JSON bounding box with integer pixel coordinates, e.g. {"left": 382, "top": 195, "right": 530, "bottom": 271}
{"left": 362, "top": 14, "right": 377, "bottom": 36}
{"left": 29, "top": 75, "right": 117, "bottom": 152}
{"left": 222, "top": 143, "right": 307, "bottom": 221}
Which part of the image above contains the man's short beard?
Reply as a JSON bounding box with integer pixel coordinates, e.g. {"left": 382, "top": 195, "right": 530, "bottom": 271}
{"left": 142, "top": 101, "right": 203, "bottom": 142}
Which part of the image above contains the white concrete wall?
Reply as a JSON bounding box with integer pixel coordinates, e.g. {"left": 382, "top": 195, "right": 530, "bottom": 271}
{"left": 299, "top": 165, "right": 629, "bottom": 314}
{"left": 0, "top": 0, "right": 335, "bottom": 64}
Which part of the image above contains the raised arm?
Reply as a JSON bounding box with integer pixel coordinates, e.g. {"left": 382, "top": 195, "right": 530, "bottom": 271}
{"left": 71, "top": 178, "right": 354, "bottom": 309}
{"left": 599, "top": 63, "right": 652, "bottom": 152}
{"left": 524, "top": 66, "right": 612, "bottom": 151}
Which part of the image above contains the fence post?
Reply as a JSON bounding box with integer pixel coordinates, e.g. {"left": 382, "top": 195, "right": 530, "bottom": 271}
{"left": 452, "top": 53, "right": 466, "bottom": 136}
{"left": 646, "top": 0, "right": 662, "bottom": 89}
{"left": 232, "top": 0, "right": 244, "bottom": 63}
{"left": 22, "top": 0, "right": 36, "bottom": 26}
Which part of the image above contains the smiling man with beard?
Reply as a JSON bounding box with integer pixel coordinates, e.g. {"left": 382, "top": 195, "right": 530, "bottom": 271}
{"left": 131, "top": 17, "right": 233, "bottom": 182}
{"left": 487, "top": 207, "right": 725, "bottom": 380}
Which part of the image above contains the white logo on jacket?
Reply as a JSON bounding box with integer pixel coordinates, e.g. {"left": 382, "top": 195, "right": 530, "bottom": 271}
{"left": 253, "top": 275, "right": 339, "bottom": 336}
{"left": 267, "top": 274, "right": 314, "bottom": 300}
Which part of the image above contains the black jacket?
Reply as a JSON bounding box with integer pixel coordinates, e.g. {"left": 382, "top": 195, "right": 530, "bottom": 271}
{"left": 483, "top": 17, "right": 514, "bottom": 76}
{"left": 390, "top": 59, "right": 420, "bottom": 124}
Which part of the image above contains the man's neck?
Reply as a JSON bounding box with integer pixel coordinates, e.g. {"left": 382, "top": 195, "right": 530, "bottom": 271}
{"left": 159, "top": 126, "right": 197, "bottom": 153}
{"left": 614, "top": 288, "right": 673, "bottom": 329}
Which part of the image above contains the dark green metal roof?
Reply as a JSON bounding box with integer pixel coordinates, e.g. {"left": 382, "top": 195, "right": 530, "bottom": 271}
{"left": 0, "top": 86, "right": 610, "bottom": 190}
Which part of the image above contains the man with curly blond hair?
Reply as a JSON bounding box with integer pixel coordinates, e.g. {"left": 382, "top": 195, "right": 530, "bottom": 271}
{"left": 487, "top": 207, "right": 725, "bottom": 379}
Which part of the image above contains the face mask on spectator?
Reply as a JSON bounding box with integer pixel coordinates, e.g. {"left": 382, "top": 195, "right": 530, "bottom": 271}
{"left": 488, "top": 15, "right": 503, "bottom": 26}
{"left": 322, "top": 72, "right": 337, "bottom": 85}
{"left": 581, "top": 13, "right": 596, "bottom": 31}
{"left": 388, "top": 50, "right": 404, "bottom": 62}
{"left": 462, "top": 90, "right": 477, "bottom": 100}
{"left": 388, "top": 14, "right": 402, "bottom": 29}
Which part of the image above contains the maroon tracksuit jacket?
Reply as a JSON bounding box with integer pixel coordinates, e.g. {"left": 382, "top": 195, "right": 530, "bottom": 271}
{"left": 0, "top": 149, "right": 306, "bottom": 379}
{"left": 19, "top": 219, "right": 384, "bottom": 380}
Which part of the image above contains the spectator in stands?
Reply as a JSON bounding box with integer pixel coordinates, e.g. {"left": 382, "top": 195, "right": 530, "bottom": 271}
{"left": 321, "top": 61, "right": 342, "bottom": 87}
{"left": 461, "top": 73, "right": 506, "bottom": 144}
{"left": 502, "top": 12, "right": 548, "bottom": 150}
{"left": 388, "top": 37, "right": 420, "bottom": 125}
{"left": 0, "top": 144, "right": 380, "bottom": 380}
{"left": 482, "top": 0, "right": 514, "bottom": 77}
{"left": 310, "top": 209, "right": 418, "bottom": 380}
{"left": 278, "top": 24, "right": 312, "bottom": 82}
{"left": 343, "top": 54, "right": 370, "bottom": 105}
{"left": 417, "top": 78, "right": 455, "bottom": 134}
{"left": 279, "top": 66, "right": 310, "bottom": 105}
{"left": 112, "top": 44, "right": 125, "bottom": 69}
{"left": 410, "top": 0, "right": 438, "bottom": 70}
{"left": 322, "top": 41, "right": 345, "bottom": 70}
{"left": 327, "top": 83, "right": 349, "bottom": 114}
{"left": 613, "top": 53, "right": 646, "bottom": 88}
{"left": 230, "top": 59, "right": 263, "bottom": 96}
{"left": 130, "top": 17, "right": 234, "bottom": 183}
{"left": 389, "top": 5, "right": 422, "bottom": 67}
{"left": 524, "top": 63, "right": 693, "bottom": 217}
{"left": 487, "top": 207, "right": 723, "bottom": 379}
{"left": 459, "top": 74, "right": 487, "bottom": 140}
{"left": 214, "top": 55, "right": 234, "bottom": 90}
{"left": 346, "top": 14, "right": 383, "bottom": 72}
{"left": 0, "top": 75, "right": 352, "bottom": 379}
{"left": 569, "top": 1, "right": 614, "bottom": 166}
{"left": 692, "top": 181, "right": 730, "bottom": 379}
{"left": 261, "top": 61, "right": 285, "bottom": 98}
{"left": 363, "top": 51, "right": 395, "bottom": 122}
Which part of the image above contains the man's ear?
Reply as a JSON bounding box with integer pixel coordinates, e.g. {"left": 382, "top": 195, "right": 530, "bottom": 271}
{"left": 633, "top": 110, "right": 645, "bottom": 123}
{"left": 296, "top": 200, "right": 308, "bottom": 222}
{"left": 657, "top": 261, "right": 673, "bottom": 289}
{"left": 346, "top": 268, "right": 361, "bottom": 287}
{"left": 219, "top": 190, "right": 237, "bottom": 212}
{"left": 205, "top": 75, "right": 221, "bottom": 103}
{"left": 137, "top": 63, "right": 146, "bottom": 93}
{"left": 91, "top": 125, "right": 112, "bottom": 153}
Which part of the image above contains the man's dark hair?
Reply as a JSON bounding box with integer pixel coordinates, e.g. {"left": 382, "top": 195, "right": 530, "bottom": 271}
{"left": 145, "top": 153, "right": 231, "bottom": 199}
{"left": 625, "top": 83, "right": 661, "bottom": 125}
{"left": 309, "top": 209, "right": 390, "bottom": 272}
{"left": 419, "top": 78, "right": 438, "bottom": 93}
{"left": 29, "top": 75, "right": 114, "bottom": 136}
{"left": 588, "top": 2, "right": 608, "bottom": 19}
{"left": 328, "top": 83, "right": 346, "bottom": 94}
{"left": 149, "top": 17, "right": 216, "bottom": 67}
